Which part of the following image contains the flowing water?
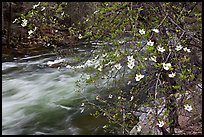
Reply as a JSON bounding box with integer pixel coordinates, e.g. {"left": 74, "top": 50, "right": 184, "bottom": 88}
{"left": 2, "top": 46, "right": 108, "bottom": 135}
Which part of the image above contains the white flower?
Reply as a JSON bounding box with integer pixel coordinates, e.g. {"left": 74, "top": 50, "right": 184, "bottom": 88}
{"left": 21, "top": 19, "right": 28, "bottom": 27}
{"left": 12, "top": 18, "right": 18, "bottom": 23}
{"left": 118, "top": 96, "right": 121, "bottom": 100}
{"left": 41, "top": 7, "right": 45, "bottom": 11}
{"left": 175, "top": 45, "right": 183, "bottom": 51}
{"left": 78, "top": 34, "right": 83, "bottom": 39}
{"left": 61, "top": 12, "right": 64, "bottom": 16}
{"left": 33, "top": 2, "right": 40, "bottom": 9}
{"left": 130, "top": 96, "right": 134, "bottom": 101}
{"left": 147, "top": 40, "right": 154, "bottom": 46}
{"left": 157, "top": 46, "right": 165, "bottom": 53}
{"left": 114, "top": 63, "right": 122, "bottom": 70}
{"left": 183, "top": 47, "right": 191, "bottom": 53}
{"left": 168, "top": 72, "right": 176, "bottom": 78}
{"left": 139, "top": 29, "right": 145, "bottom": 35}
{"left": 81, "top": 103, "right": 85, "bottom": 107}
{"left": 97, "top": 65, "right": 102, "bottom": 71}
{"left": 150, "top": 56, "right": 157, "bottom": 62}
{"left": 28, "top": 30, "right": 34, "bottom": 35}
{"left": 135, "top": 74, "right": 144, "bottom": 81}
{"left": 128, "top": 62, "right": 135, "bottom": 69}
{"left": 152, "top": 28, "right": 159, "bottom": 33}
{"left": 127, "top": 81, "right": 131, "bottom": 85}
{"left": 96, "top": 95, "right": 99, "bottom": 100}
{"left": 108, "top": 94, "right": 113, "bottom": 99}
{"left": 34, "top": 27, "right": 37, "bottom": 31}
{"left": 144, "top": 58, "right": 148, "bottom": 60}
{"left": 80, "top": 108, "right": 84, "bottom": 113}
{"left": 93, "top": 10, "right": 99, "bottom": 14}
{"left": 127, "top": 56, "right": 135, "bottom": 62}
{"left": 162, "top": 63, "right": 172, "bottom": 70}
{"left": 184, "top": 104, "right": 192, "bottom": 112}
{"left": 55, "top": 30, "right": 58, "bottom": 33}
{"left": 157, "top": 120, "right": 165, "bottom": 127}
{"left": 137, "top": 125, "right": 142, "bottom": 132}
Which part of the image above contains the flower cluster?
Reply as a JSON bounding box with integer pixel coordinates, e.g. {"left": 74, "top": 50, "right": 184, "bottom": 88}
{"left": 127, "top": 56, "right": 135, "bottom": 69}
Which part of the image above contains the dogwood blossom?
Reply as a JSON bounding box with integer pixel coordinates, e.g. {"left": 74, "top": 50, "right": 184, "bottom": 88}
{"left": 152, "top": 28, "right": 159, "bottom": 33}
{"left": 168, "top": 72, "right": 176, "bottom": 78}
{"left": 175, "top": 45, "right": 183, "bottom": 51}
{"left": 78, "top": 34, "right": 82, "bottom": 39}
{"left": 12, "top": 19, "right": 18, "bottom": 23}
{"left": 81, "top": 103, "right": 85, "bottom": 107}
{"left": 127, "top": 81, "right": 131, "bottom": 85}
{"left": 135, "top": 74, "right": 144, "bottom": 81}
{"left": 139, "top": 29, "right": 145, "bottom": 35}
{"left": 28, "top": 30, "right": 34, "bottom": 35}
{"left": 184, "top": 104, "right": 192, "bottom": 112}
{"left": 33, "top": 2, "right": 40, "bottom": 9}
{"left": 41, "top": 7, "right": 45, "bottom": 11}
{"left": 183, "top": 47, "right": 191, "bottom": 53}
{"left": 157, "top": 120, "right": 165, "bottom": 127}
{"left": 128, "top": 62, "right": 135, "bottom": 69}
{"left": 162, "top": 63, "right": 171, "bottom": 70}
{"left": 150, "top": 56, "right": 157, "bottom": 62}
{"left": 157, "top": 46, "right": 165, "bottom": 53}
{"left": 108, "top": 94, "right": 113, "bottom": 99}
{"left": 147, "top": 40, "right": 154, "bottom": 46}
{"left": 114, "top": 63, "right": 122, "bottom": 70}
{"left": 130, "top": 96, "right": 134, "bottom": 101}
{"left": 127, "top": 56, "right": 135, "bottom": 69}
{"left": 21, "top": 19, "right": 28, "bottom": 27}
{"left": 137, "top": 125, "right": 142, "bottom": 132}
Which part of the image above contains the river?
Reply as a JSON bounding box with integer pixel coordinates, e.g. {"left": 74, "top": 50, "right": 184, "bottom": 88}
{"left": 2, "top": 46, "right": 108, "bottom": 135}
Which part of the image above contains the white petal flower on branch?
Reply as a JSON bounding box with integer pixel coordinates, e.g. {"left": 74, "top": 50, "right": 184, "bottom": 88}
{"left": 157, "top": 46, "right": 165, "bottom": 53}
{"left": 184, "top": 104, "right": 192, "bottom": 112}
{"left": 21, "top": 19, "right": 28, "bottom": 27}
{"left": 137, "top": 125, "right": 142, "bottom": 132}
{"left": 28, "top": 30, "right": 34, "bottom": 35}
{"left": 130, "top": 96, "right": 134, "bottom": 101}
{"left": 12, "top": 18, "right": 18, "bottom": 23}
{"left": 81, "top": 103, "right": 85, "bottom": 107}
{"left": 127, "top": 81, "right": 131, "bottom": 85}
{"left": 135, "top": 74, "right": 144, "bottom": 81}
{"left": 41, "top": 7, "right": 45, "bottom": 11}
{"left": 108, "top": 94, "right": 113, "bottom": 99}
{"left": 128, "top": 62, "right": 135, "bottom": 69}
{"left": 78, "top": 34, "right": 83, "bottom": 39}
{"left": 33, "top": 2, "right": 40, "bottom": 9}
{"left": 157, "top": 120, "right": 165, "bottom": 127}
{"left": 175, "top": 45, "right": 183, "bottom": 51}
{"left": 114, "top": 63, "right": 122, "bottom": 70}
{"left": 139, "top": 29, "right": 145, "bottom": 35}
{"left": 150, "top": 56, "right": 157, "bottom": 62}
{"left": 152, "top": 28, "right": 159, "bottom": 33}
{"left": 168, "top": 72, "right": 176, "bottom": 78}
{"left": 183, "top": 47, "right": 191, "bottom": 53}
{"left": 162, "top": 63, "right": 171, "bottom": 70}
{"left": 147, "top": 40, "right": 154, "bottom": 46}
